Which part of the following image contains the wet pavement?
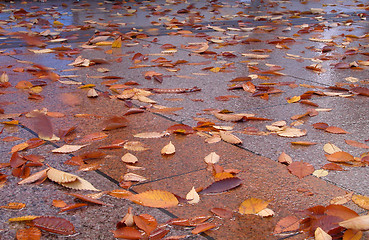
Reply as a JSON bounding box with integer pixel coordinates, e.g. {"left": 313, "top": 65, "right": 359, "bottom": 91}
{"left": 0, "top": 0, "right": 368, "bottom": 239}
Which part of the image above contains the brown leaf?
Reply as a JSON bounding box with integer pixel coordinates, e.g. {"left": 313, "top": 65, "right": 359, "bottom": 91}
{"left": 219, "top": 131, "right": 242, "bottom": 144}
{"left": 133, "top": 214, "right": 157, "bottom": 235}
{"left": 330, "top": 192, "right": 354, "bottom": 205}
{"left": 322, "top": 163, "right": 344, "bottom": 171}
{"left": 278, "top": 152, "right": 292, "bottom": 165}
{"left": 199, "top": 177, "right": 242, "bottom": 194}
{"left": 65, "top": 192, "right": 108, "bottom": 205}
{"left": 274, "top": 216, "right": 300, "bottom": 234}
{"left": 18, "top": 168, "right": 48, "bottom": 185}
{"left": 326, "top": 152, "right": 354, "bottom": 163}
{"left": 326, "top": 204, "right": 359, "bottom": 220}
{"left": 113, "top": 226, "right": 142, "bottom": 239}
{"left": 78, "top": 132, "right": 108, "bottom": 144}
{"left": 210, "top": 208, "right": 233, "bottom": 219}
{"left": 161, "top": 141, "right": 175, "bottom": 155}
{"left": 313, "top": 122, "right": 329, "bottom": 130}
{"left": 58, "top": 203, "right": 88, "bottom": 213}
{"left": 239, "top": 198, "right": 270, "bottom": 215}
{"left": 16, "top": 227, "right": 41, "bottom": 240}
{"left": 124, "top": 141, "right": 149, "bottom": 151}
{"left": 32, "top": 216, "right": 75, "bottom": 235}
{"left": 166, "top": 124, "right": 195, "bottom": 135}
{"left": 287, "top": 161, "right": 314, "bottom": 178}
{"left": 102, "top": 116, "right": 128, "bottom": 131}
{"left": 129, "top": 190, "right": 179, "bottom": 208}
{"left": 325, "top": 126, "right": 349, "bottom": 134}
{"left": 345, "top": 139, "right": 369, "bottom": 149}
{"left": 290, "top": 141, "right": 317, "bottom": 146}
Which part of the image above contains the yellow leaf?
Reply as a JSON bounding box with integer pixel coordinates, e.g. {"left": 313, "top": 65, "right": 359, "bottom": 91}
{"left": 53, "top": 20, "right": 64, "bottom": 26}
{"left": 8, "top": 215, "right": 39, "bottom": 222}
{"left": 11, "top": 142, "right": 29, "bottom": 153}
{"left": 277, "top": 127, "right": 307, "bottom": 138}
{"left": 1, "top": 120, "right": 19, "bottom": 125}
{"left": 287, "top": 95, "right": 301, "bottom": 103}
{"left": 60, "top": 176, "right": 100, "bottom": 191}
{"left": 323, "top": 143, "right": 342, "bottom": 154}
{"left": 161, "top": 141, "right": 175, "bottom": 155}
{"left": 352, "top": 195, "right": 369, "bottom": 210}
{"left": 239, "top": 198, "right": 270, "bottom": 214}
{"left": 313, "top": 169, "right": 329, "bottom": 178}
{"left": 78, "top": 84, "right": 96, "bottom": 89}
{"left": 47, "top": 167, "right": 78, "bottom": 183}
{"left": 1, "top": 202, "right": 26, "bottom": 210}
{"left": 95, "top": 41, "right": 113, "bottom": 46}
{"left": 112, "top": 37, "right": 122, "bottom": 48}
{"left": 210, "top": 67, "right": 221, "bottom": 73}
{"left": 129, "top": 190, "right": 178, "bottom": 208}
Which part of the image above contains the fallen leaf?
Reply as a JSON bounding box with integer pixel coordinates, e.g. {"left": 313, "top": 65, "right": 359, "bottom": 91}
{"left": 124, "top": 141, "right": 149, "bottom": 151}
{"left": 191, "top": 222, "right": 217, "bottom": 234}
{"left": 277, "top": 128, "right": 307, "bottom": 138}
{"left": 161, "top": 141, "right": 175, "bottom": 155}
{"left": 278, "top": 152, "right": 292, "bottom": 165}
{"left": 102, "top": 116, "right": 128, "bottom": 131}
{"left": 32, "top": 216, "right": 76, "bottom": 235}
{"left": 108, "top": 189, "right": 133, "bottom": 199}
{"left": 210, "top": 208, "right": 233, "bottom": 219}
{"left": 287, "top": 161, "right": 314, "bottom": 178}
{"left": 313, "top": 169, "right": 329, "bottom": 178}
{"left": 16, "top": 227, "right": 41, "bottom": 240}
{"left": 52, "top": 144, "right": 86, "bottom": 153}
{"left": 273, "top": 215, "right": 300, "bottom": 234}
{"left": 325, "top": 126, "right": 349, "bottom": 134}
{"left": 345, "top": 140, "right": 369, "bottom": 149}
{"left": 186, "top": 187, "right": 200, "bottom": 204}
{"left": 291, "top": 141, "right": 317, "bottom": 146}
{"left": 326, "top": 152, "right": 354, "bottom": 163}
{"left": 121, "top": 153, "right": 138, "bottom": 164}
{"left": 1, "top": 202, "right": 26, "bottom": 210}
{"left": 199, "top": 177, "right": 242, "bottom": 194}
{"left": 339, "top": 215, "right": 369, "bottom": 231}
{"left": 257, "top": 208, "right": 275, "bottom": 218}
{"left": 65, "top": 192, "right": 107, "bottom": 205}
{"left": 8, "top": 216, "right": 39, "bottom": 222}
{"left": 123, "top": 173, "right": 147, "bottom": 182}
{"left": 342, "top": 229, "right": 363, "bottom": 240}
{"left": 113, "top": 226, "right": 142, "bottom": 239}
{"left": 352, "top": 195, "right": 369, "bottom": 210}
{"left": 204, "top": 152, "right": 220, "bottom": 164}
{"left": 52, "top": 200, "right": 67, "bottom": 208}
{"left": 129, "top": 190, "right": 179, "bottom": 208}
{"left": 133, "top": 132, "right": 165, "bottom": 139}
{"left": 18, "top": 168, "right": 48, "bottom": 185}
{"left": 219, "top": 131, "right": 242, "bottom": 144}
{"left": 239, "top": 198, "right": 270, "bottom": 215}
{"left": 315, "top": 227, "right": 332, "bottom": 240}
{"left": 330, "top": 192, "right": 354, "bottom": 205}
{"left": 47, "top": 168, "right": 77, "bottom": 183}
{"left": 133, "top": 214, "right": 157, "bottom": 235}
{"left": 323, "top": 143, "right": 342, "bottom": 154}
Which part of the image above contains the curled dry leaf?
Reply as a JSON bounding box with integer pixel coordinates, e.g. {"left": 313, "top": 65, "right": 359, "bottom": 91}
{"left": 133, "top": 132, "right": 166, "bottom": 139}
{"left": 199, "top": 177, "right": 242, "bottom": 195}
{"left": 133, "top": 214, "right": 157, "bottom": 235}
{"left": 129, "top": 190, "right": 179, "bottom": 208}
{"left": 186, "top": 187, "right": 200, "bottom": 204}
{"left": 52, "top": 144, "right": 86, "bottom": 154}
{"left": 123, "top": 173, "right": 147, "bottom": 182}
{"left": 87, "top": 88, "right": 98, "bottom": 98}
{"left": 47, "top": 167, "right": 77, "bottom": 183}
{"left": 161, "top": 141, "right": 175, "bottom": 155}
{"left": 204, "top": 152, "right": 220, "bottom": 164}
{"left": 18, "top": 168, "right": 48, "bottom": 185}
{"left": 323, "top": 143, "right": 342, "bottom": 154}
{"left": 257, "top": 208, "right": 275, "bottom": 218}
{"left": 314, "top": 227, "right": 332, "bottom": 240}
{"left": 352, "top": 195, "right": 369, "bottom": 210}
{"left": 65, "top": 193, "right": 107, "bottom": 205}
{"left": 121, "top": 153, "right": 138, "bottom": 164}
{"left": 330, "top": 192, "right": 353, "bottom": 205}
{"left": 278, "top": 152, "right": 292, "bottom": 165}
{"left": 339, "top": 215, "right": 369, "bottom": 231}
{"left": 32, "top": 216, "right": 76, "bottom": 235}
{"left": 60, "top": 176, "right": 100, "bottom": 191}
{"left": 219, "top": 131, "right": 242, "bottom": 144}
{"left": 277, "top": 127, "right": 307, "bottom": 138}
{"left": 239, "top": 198, "right": 270, "bottom": 215}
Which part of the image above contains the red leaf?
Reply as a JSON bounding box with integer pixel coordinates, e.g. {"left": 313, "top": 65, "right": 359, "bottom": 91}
{"left": 312, "top": 122, "right": 329, "bottom": 130}
{"left": 32, "top": 216, "right": 76, "bottom": 235}
{"left": 199, "top": 177, "right": 242, "bottom": 194}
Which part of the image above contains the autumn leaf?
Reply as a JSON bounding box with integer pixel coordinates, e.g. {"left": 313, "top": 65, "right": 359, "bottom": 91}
{"left": 239, "top": 198, "right": 270, "bottom": 215}
{"left": 314, "top": 227, "right": 332, "bottom": 240}
{"left": 102, "top": 116, "right": 128, "bottom": 131}
{"left": 204, "top": 152, "right": 220, "bottom": 164}
{"left": 191, "top": 222, "right": 217, "bottom": 234}
{"left": 277, "top": 127, "right": 307, "bottom": 138}
{"left": 326, "top": 152, "right": 354, "bottom": 163}
{"left": 113, "top": 226, "right": 142, "bottom": 239}
{"left": 278, "top": 152, "right": 292, "bottom": 165}
{"left": 18, "top": 168, "right": 48, "bottom": 185}
{"left": 287, "top": 161, "right": 314, "bottom": 178}
{"left": 47, "top": 167, "right": 78, "bottom": 183}
{"left": 186, "top": 187, "right": 200, "bottom": 204}
{"left": 219, "top": 131, "right": 242, "bottom": 144}
{"left": 121, "top": 153, "right": 138, "bottom": 164}
{"left": 345, "top": 139, "right": 369, "bottom": 149}
{"left": 339, "top": 215, "right": 369, "bottom": 231}
{"left": 123, "top": 173, "right": 147, "bottom": 182}
{"left": 325, "top": 126, "right": 349, "bottom": 134}
{"left": 352, "top": 195, "right": 369, "bottom": 210}
{"left": 129, "top": 190, "right": 179, "bottom": 208}
{"left": 32, "top": 216, "right": 76, "bottom": 235}
{"left": 16, "top": 227, "right": 41, "bottom": 240}
{"left": 52, "top": 144, "right": 86, "bottom": 153}
{"left": 133, "top": 214, "right": 157, "bottom": 235}
{"left": 124, "top": 141, "right": 149, "bottom": 151}
{"left": 1, "top": 202, "right": 26, "bottom": 210}
{"left": 161, "top": 141, "right": 175, "bottom": 155}
{"left": 133, "top": 132, "right": 165, "bottom": 139}
{"left": 199, "top": 177, "right": 242, "bottom": 194}
{"left": 273, "top": 216, "right": 300, "bottom": 234}
{"left": 65, "top": 192, "right": 107, "bottom": 205}
{"left": 323, "top": 143, "right": 342, "bottom": 154}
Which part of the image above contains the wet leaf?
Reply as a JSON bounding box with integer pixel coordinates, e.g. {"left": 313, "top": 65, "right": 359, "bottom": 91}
{"left": 129, "top": 190, "right": 179, "bottom": 208}
{"left": 52, "top": 144, "right": 86, "bottom": 153}
{"left": 326, "top": 152, "right": 354, "bottom": 163}
{"left": 186, "top": 187, "right": 200, "bottom": 204}
{"left": 16, "top": 227, "right": 41, "bottom": 240}
{"left": 273, "top": 215, "right": 300, "bottom": 234}
{"left": 315, "top": 227, "right": 332, "bottom": 240}
{"left": 102, "top": 116, "right": 128, "bottom": 131}
{"left": 32, "top": 216, "right": 76, "bottom": 235}
{"left": 239, "top": 198, "right": 270, "bottom": 215}
{"left": 199, "top": 177, "right": 242, "bottom": 194}
{"left": 161, "top": 141, "right": 175, "bottom": 155}
{"left": 278, "top": 152, "right": 292, "bottom": 165}
{"left": 287, "top": 161, "right": 314, "bottom": 178}
{"left": 191, "top": 222, "right": 217, "bottom": 234}
{"left": 352, "top": 195, "right": 369, "bottom": 210}
{"left": 339, "top": 215, "right": 369, "bottom": 231}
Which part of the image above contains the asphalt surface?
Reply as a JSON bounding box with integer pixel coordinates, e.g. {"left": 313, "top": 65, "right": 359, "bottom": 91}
{"left": 0, "top": 0, "right": 368, "bottom": 239}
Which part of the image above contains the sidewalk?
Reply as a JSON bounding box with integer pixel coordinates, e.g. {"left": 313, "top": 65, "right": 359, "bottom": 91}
{"left": 0, "top": 0, "right": 368, "bottom": 239}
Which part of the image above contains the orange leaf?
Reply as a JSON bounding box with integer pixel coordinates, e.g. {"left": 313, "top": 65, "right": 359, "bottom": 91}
{"left": 58, "top": 203, "right": 88, "bottom": 213}
{"left": 16, "top": 227, "right": 41, "bottom": 240}
{"left": 287, "top": 161, "right": 314, "bottom": 178}
{"left": 52, "top": 199, "right": 67, "bottom": 208}
{"left": 108, "top": 189, "right": 133, "bottom": 199}
{"left": 342, "top": 229, "right": 363, "bottom": 240}
{"left": 274, "top": 216, "right": 300, "bottom": 234}
{"left": 326, "top": 152, "right": 354, "bottom": 163}
{"left": 322, "top": 163, "right": 344, "bottom": 171}
{"left": 290, "top": 141, "right": 317, "bottom": 146}
{"left": 325, "top": 126, "right": 349, "bottom": 134}
{"left": 66, "top": 192, "right": 108, "bottom": 205}
{"left": 11, "top": 142, "right": 29, "bottom": 153}
{"left": 278, "top": 152, "right": 292, "bottom": 165}
{"left": 15, "top": 80, "right": 33, "bottom": 89}
{"left": 113, "top": 226, "right": 142, "bottom": 239}
{"left": 345, "top": 139, "right": 369, "bottom": 149}
{"left": 133, "top": 214, "right": 157, "bottom": 235}
{"left": 1, "top": 202, "right": 26, "bottom": 210}
{"left": 78, "top": 132, "right": 108, "bottom": 143}
{"left": 191, "top": 222, "right": 217, "bottom": 234}
{"left": 129, "top": 190, "right": 178, "bottom": 208}
{"left": 352, "top": 195, "right": 369, "bottom": 210}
